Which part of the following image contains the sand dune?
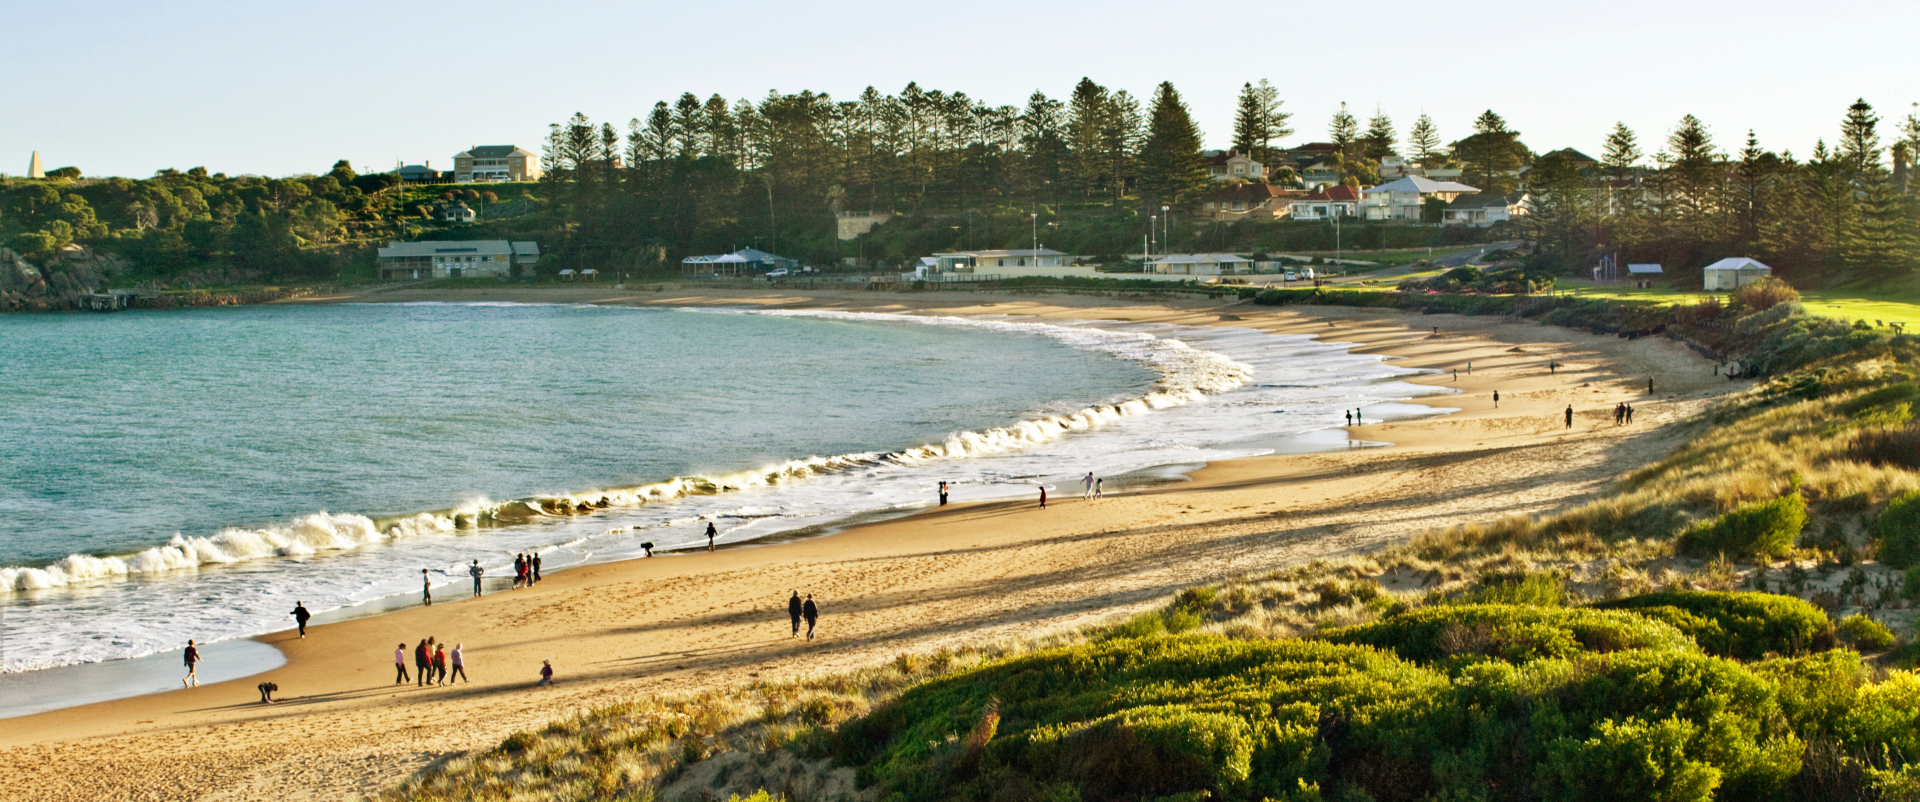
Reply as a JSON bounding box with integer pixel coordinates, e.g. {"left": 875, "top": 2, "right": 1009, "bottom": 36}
{"left": 0, "top": 289, "right": 1742, "bottom": 801}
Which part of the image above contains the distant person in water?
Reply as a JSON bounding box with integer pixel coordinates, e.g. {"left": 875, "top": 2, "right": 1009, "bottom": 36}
{"left": 788, "top": 591, "right": 804, "bottom": 638}
{"left": 1345, "top": 410, "right": 1352, "bottom": 426}
{"left": 469, "top": 560, "right": 484, "bottom": 597}
{"left": 257, "top": 681, "right": 278, "bottom": 704}
{"left": 183, "top": 640, "right": 201, "bottom": 688}
{"left": 291, "top": 601, "right": 311, "bottom": 637}
{"left": 706, "top": 522, "right": 718, "bottom": 551}
{"left": 537, "top": 660, "right": 553, "bottom": 686}
{"left": 395, "top": 643, "right": 411, "bottom": 684}
{"left": 532, "top": 553, "right": 542, "bottom": 584}
{"left": 450, "top": 643, "right": 468, "bottom": 683}
{"left": 422, "top": 568, "right": 433, "bottom": 605}
{"left": 802, "top": 594, "right": 819, "bottom": 640}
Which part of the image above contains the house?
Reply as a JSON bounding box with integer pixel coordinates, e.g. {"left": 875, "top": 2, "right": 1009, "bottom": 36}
{"left": 1701, "top": 258, "right": 1773, "bottom": 290}
{"left": 681, "top": 248, "right": 800, "bottom": 278}
{"left": 376, "top": 240, "right": 540, "bottom": 279}
{"left": 1361, "top": 176, "right": 1479, "bottom": 222}
{"left": 1443, "top": 193, "right": 1529, "bottom": 227}
{"left": 395, "top": 163, "right": 446, "bottom": 183}
{"left": 931, "top": 249, "right": 1069, "bottom": 273}
{"left": 1201, "top": 150, "right": 1266, "bottom": 182}
{"left": 1197, "top": 184, "right": 1301, "bottom": 222}
{"left": 1149, "top": 254, "right": 1254, "bottom": 276}
{"left": 453, "top": 146, "right": 542, "bottom": 182}
{"left": 441, "top": 202, "right": 476, "bottom": 223}
{"left": 1288, "top": 185, "right": 1364, "bottom": 220}
{"left": 1298, "top": 162, "right": 1343, "bottom": 190}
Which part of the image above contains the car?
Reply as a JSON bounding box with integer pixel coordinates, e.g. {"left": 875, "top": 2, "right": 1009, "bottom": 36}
{"left": 765, "top": 269, "right": 789, "bottom": 279}
{"left": 1283, "top": 271, "right": 1299, "bottom": 281}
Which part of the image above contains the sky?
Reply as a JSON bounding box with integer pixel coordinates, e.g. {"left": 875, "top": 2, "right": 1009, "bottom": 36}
{"left": 6, "top": 0, "right": 1919, "bottom": 179}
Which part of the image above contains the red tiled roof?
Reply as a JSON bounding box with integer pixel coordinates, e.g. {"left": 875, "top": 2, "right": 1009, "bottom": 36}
{"left": 1299, "top": 185, "right": 1362, "bottom": 202}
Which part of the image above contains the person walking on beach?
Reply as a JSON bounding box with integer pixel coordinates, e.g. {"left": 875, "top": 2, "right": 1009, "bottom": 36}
{"left": 469, "top": 560, "right": 484, "bottom": 597}
{"left": 182, "top": 640, "right": 201, "bottom": 688}
{"left": 422, "top": 568, "right": 433, "bottom": 606}
{"left": 1453, "top": 368, "right": 1458, "bottom": 382}
{"left": 290, "top": 601, "right": 312, "bottom": 638}
{"left": 1492, "top": 390, "right": 1500, "bottom": 409}
{"left": 537, "top": 660, "right": 554, "bottom": 686}
{"left": 938, "top": 481, "right": 949, "bottom": 506}
{"left": 1039, "top": 485, "right": 1047, "bottom": 509}
{"left": 432, "top": 643, "right": 449, "bottom": 686}
{"left": 1467, "top": 362, "right": 1473, "bottom": 375}
{"left": 1082, "top": 472, "right": 1096, "bottom": 499}
{"left": 1565, "top": 405, "right": 1574, "bottom": 430}
{"left": 1094, "top": 478, "right": 1104, "bottom": 499}
{"left": 532, "top": 553, "right": 542, "bottom": 584}
{"left": 802, "top": 594, "right": 819, "bottom": 640}
{"left": 450, "top": 643, "right": 468, "bottom": 683}
{"left": 788, "top": 591, "right": 804, "bottom": 637}
{"left": 1625, "top": 404, "right": 1635, "bottom": 424}
{"left": 514, "top": 554, "right": 528, "bottom": 589}
{"left": 1648, "top": 377, "right": 1655, "bottom": 395}
{"left": 706, "top": 522, "right": 718, "bottom": 551}
{"left": 395, "top": 643, "right": 411, "bottom": 684}
{"left": 1549, "top": 361, "right": 1558, "bottom": 374}
{"left": 414, "top": 639, "right": 431, "bottom": 687}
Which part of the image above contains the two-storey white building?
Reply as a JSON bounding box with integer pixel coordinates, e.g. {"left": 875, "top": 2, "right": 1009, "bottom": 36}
{"left": 1360, "top": 176, "right": 1479, "bottom": 222}
{"left": 377, "top": 240, "right": 541, "bottom": 279}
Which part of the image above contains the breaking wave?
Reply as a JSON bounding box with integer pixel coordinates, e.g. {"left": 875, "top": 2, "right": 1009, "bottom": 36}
{"left": 0, "top": 309, "right": 1251, "bottom": 593}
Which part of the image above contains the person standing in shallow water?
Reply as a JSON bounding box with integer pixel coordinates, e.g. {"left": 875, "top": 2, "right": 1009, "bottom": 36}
{"left": 938, "top": 481, "right": 949, "bottom": 506}
{"left": 706, "top": 522, "right": 718, "bottom": 551}
{"left": 788, "top": 590, "right": 803, "bottom": 638}
{"left": 422, "top": 569, "right": 432, "bottom": 605}
{"left": 531, "top": 553, "right": 541, "bottom": 584}
{"left": 802, "top": 594, "right": 819, "bottom": 640}
{"left": 469, "top": 560, "right": 484, "bottom": 597}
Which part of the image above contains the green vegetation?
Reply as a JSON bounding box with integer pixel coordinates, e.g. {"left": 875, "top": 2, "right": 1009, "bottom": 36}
{"left": 1681, "top": 494, "right": 1808, "bottom": 560}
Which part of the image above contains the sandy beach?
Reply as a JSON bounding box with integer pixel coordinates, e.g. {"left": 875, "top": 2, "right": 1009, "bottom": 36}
{"left": 0, "top": 287, "right": 1742, "bottom": 801}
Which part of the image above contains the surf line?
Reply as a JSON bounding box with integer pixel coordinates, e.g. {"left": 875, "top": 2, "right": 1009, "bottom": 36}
{"left": 0, "top": 311, "right": 1252, "bottom": 593}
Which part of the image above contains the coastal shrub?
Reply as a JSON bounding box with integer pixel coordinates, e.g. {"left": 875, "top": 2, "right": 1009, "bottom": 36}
{"left": 1317, "top": 604, "right": 1693, "bottom": 664}
{"left": 1680, "top": 493, "right": 1805, "bottom": 560}
{"left": 1836, "top": 614, "right": 1896, "bottom": 651}
{"left": 1593, "top": 591, "right": 1832, "bottom": 659}
{"left": 1734, "top": 277, "right": 1801, "bottom": 314}
{"left": 1836, "top": 382, "right": 1919, "bottom": 417}
{"left": 1026, "top": 706, "right": 1254, "bottom": 798}
{"left": 1873, "top": 490, "right": 1920, "bottom": 568}
{"left": 1536, "top": 716, "right": 1722, "bottom": 802}
{"left": 1442, "top": 569, "right": 1568, "bottom": 607}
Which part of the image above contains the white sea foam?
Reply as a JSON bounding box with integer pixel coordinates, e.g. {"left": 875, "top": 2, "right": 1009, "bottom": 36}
{"left": 1, "top": 307, "right": 1452, "bottom": 675}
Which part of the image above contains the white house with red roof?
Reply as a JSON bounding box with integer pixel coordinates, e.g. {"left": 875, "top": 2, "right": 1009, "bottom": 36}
{"left": 1288, "top": 185, "right": 1363, "bottom": 220}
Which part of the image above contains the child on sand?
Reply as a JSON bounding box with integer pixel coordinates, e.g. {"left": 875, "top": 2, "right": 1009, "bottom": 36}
{"left": 537, "top": 660, "right": 553, "bottom": 686}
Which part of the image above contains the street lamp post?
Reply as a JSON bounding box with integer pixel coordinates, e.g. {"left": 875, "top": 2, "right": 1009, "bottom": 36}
{"left": 1161, "top": 205, "right": 1171, "bottom": 255}
{"left": 1030, "top": 213, "right": 1039, "bottom": 266}
{"left": 1149, "top": 215, "right": 1158, "bottom": 257}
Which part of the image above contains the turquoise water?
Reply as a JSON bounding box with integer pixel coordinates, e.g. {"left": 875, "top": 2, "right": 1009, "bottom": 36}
{"left": 0, "top": 303, "right": 1156, "bottom": 669}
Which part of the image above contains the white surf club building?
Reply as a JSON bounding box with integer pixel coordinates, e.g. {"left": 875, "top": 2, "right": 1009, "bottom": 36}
{"left": 377, "top": 240, "right": 541, "bottom": 280}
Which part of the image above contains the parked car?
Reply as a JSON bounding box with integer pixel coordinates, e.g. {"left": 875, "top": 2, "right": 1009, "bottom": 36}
{"left": 765, "top": 269, "right": 790, "bottom": 280}
{"left": 1283, "top": 271, "right": 1299, "bottom": 281}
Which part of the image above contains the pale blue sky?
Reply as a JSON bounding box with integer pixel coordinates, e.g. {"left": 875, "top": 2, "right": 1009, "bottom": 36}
{"left": 6, "top": 0, "right": 1917, "bottom": 178}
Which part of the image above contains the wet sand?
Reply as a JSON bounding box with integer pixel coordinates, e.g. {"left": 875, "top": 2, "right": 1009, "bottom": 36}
{"left": 1, "top": 287, "right": 1742, "bottom": 801}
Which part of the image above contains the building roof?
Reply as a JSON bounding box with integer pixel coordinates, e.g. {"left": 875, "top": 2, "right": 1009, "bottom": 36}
{"left": 1297, "top": 185, "right": 1363, "bottom": 202}
{"left": 1201, "top": 150, "right": 1260, "bottom": 167}
{"left": 1449, "top": 192, "right": 1525, "bottom": 209}
{"left": 511, "top": 242, "right": 540, "bottom": 256}
{"left": 1702, "top": 257, "right": 1773, "bottom": 272}
{"left": 1152, "top": 254, "right": 1253, "bottom": 265}
{"left": 457, "top": 145, "right": 534, "bottom": 159}
{"left": 377, "top": 240, "right": 513, "bottom": 258}
{"left": 731, "top": 248, "right": 794, "bottom": 263}
{"left": 1627, "top": 264, "right": 1664, "bottom": 274}
{"left": 395, "top": 164, "right": 438, "bottom": 175}
{"left": 1363, "top": 176, "right": 1480, "bottom": 195}
{"left": 683, "top": 253, "right": 750, "bottom": 264}
{"left": 935, "top": 249, "right": 1068, "bottom": 258}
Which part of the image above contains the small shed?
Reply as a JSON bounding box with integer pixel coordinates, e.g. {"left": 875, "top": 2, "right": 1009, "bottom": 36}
{"left": 1701, "top": 258, "right": 1773, "bottom": 290}
{"left": 1627, "top": 263, "right": 1663, "bottom": 288}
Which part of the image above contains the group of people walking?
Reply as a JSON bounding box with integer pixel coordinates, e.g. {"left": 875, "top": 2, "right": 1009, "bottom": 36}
{"left": 786, "top": 591, "right": 821, "bottom": 639}
{"left": 512, "top": 553, "right": 541, "bottom": 588}
{"left": 399, "top": 637, "right": 467, "bottom": 686}
{"left": 1613, "top": 402, "right": 1637, "bottom": 425}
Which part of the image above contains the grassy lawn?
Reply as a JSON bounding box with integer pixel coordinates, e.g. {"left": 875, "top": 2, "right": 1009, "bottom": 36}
{"left": 1558, "top": 281, "right": 1920, "bottom": 328}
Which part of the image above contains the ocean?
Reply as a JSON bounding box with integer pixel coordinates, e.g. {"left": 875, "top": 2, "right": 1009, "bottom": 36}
{"left": 0, "top": 302, "right": 1452, "bottom": 701}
